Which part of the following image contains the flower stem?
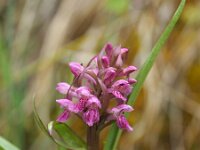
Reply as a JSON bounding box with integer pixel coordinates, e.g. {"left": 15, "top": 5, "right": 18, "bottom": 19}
{"left": 87, "top": 125, "right": 99, "bottom": 150}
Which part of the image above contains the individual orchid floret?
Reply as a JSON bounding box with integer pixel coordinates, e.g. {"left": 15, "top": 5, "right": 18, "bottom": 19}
{"left": 56, "top": 99, "right": 75, "bottom": 122}
{"left": 110, "top": 104, "right": 133, "bottom": 131}
{"left": 83, "top": 96, "right": 101, "bottom": 126}
{"left": 121, "top": 66, "right": 137, "bottom": 76}
{"left": 112, "top": 80, "right": 132, "bottom": 95}
{"left": 108, "top": 79, "right": 132, "bottom": 101}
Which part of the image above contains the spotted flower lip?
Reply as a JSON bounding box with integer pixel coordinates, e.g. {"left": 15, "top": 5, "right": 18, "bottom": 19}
{"left": 83, "top": 109, "right": 99, "bottom": 126}
{"left": 55, "top": 43, "right": 137, "bottom": 131}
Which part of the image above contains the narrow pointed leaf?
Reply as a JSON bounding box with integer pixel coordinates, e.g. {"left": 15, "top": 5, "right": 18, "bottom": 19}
{"left": 0, "top": 136, "right": 20, "bottom": 150}
{"left": 104, "top": 0, "right": 186, "bottom": 149}
{"left": 33, "top": 97, "right": 86, "bottom": 149}
{"left": 48, "top": 121, "right": 86, "bottom": 150}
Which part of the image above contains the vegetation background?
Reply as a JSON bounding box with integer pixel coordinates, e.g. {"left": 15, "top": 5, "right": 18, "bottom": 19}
{"left": 0, "top": 0, "right": 199, "bottom": 149}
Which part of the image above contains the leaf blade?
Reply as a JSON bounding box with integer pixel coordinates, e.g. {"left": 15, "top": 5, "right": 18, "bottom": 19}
{"left": 52, "top": 122, "right": 86, "bottom": 150}
{"left": 0, "top": 136, "right": 20, "bottom": 150}
{"left": 33, "top": 97, "right": 86, "bottom": 149}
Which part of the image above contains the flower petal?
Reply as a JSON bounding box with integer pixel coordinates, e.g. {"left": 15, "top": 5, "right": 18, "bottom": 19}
{"left": 104, "top": 67, "right": 116, "bottom": 85}
{"left": 111, "top": 104, "right": 133, "bottom": 115}
{"left": 56, "top": 110, "right": 70, "bottom": 123}
{"left": 75, "top": 86, "right": 91, "bottom": 98}
{"left": 111, "top": 90, "right": 127, "bottom": 101}
{"left": 128, "top": 78, "right": 137, "bottom": 84}
{"left": 104, "top": 43, "right": 113, "bottom": 58}
{"left": 101, "top": 56, "right": 110, "bottom": 68}
{"left": 56, "top": 99, "right": 75, "bottom": 112}
{"left": 69, "top": 62, "right": 84, "bottom": 76}
{"left": 83, "top": 109, "right": 100, "bottom": 126}
{"left": 123, "top": 66, "right": 137, "bottom": 76}
{"left": 116, "top": 115, "right": 133, "bottom": 131}
{"left": 87, "top": 96, "right": 101, "bottom": 108}
{"left": 56, "top": 82, "right": 70, "bottom": 94}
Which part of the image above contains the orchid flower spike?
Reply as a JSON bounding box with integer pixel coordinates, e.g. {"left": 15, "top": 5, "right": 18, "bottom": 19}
{"left": 55, "top": 43, "right": 137, "bottom": 132}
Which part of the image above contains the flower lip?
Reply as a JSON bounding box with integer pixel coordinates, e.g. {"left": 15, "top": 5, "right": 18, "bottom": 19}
{"left": 86, "top": 96, "right": 101, "bottom": 108}
{"left": 83, "top": 109, "right": 100, "bottom": 126}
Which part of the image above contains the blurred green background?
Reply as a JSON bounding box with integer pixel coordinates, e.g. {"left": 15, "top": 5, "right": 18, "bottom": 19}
{"left": 0, "top": 0, "right": 200, "bottom": 149}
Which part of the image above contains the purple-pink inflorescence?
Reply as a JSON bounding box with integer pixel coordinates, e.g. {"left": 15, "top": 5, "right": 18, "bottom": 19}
{"left": 55, "top": 43, "right": 137, "bottom": 131}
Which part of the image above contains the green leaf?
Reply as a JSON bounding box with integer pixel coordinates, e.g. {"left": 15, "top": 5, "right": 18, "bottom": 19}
{"left": 48, "top": 121, "right": 86, "bottom": 150}
{"left": 33, "top": 97, "right": 86, "bottom": 150}
{"left": 104, "top": 0, "right": 186, "bottom": 150}
{"left": 0, "top": 136, "right": 20, "bottom": 150}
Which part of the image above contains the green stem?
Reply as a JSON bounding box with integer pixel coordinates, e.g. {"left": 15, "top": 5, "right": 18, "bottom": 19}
{"left": 87, "top": 125, "right": 99, "bottom": 150}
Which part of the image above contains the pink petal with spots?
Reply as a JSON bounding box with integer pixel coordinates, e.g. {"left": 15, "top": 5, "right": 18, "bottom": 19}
{"left": 116, "top": 115, "right": 133, "bottom": 131}
{"left": 83, "top": 109, "right": 100, "bottom": 126}
{"left": 56, "top": 110, "right": 70, "bottom": 123}
{"left": 111, "top": 90, "right": 127, "bottom": 101}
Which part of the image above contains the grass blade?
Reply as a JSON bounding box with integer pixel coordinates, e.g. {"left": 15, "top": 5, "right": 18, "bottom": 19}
{"left": 104, "top": 0, "right": 186, "bottom": 149}
{"left": 0, "top": 136, "right": 20, "bottom": 150}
